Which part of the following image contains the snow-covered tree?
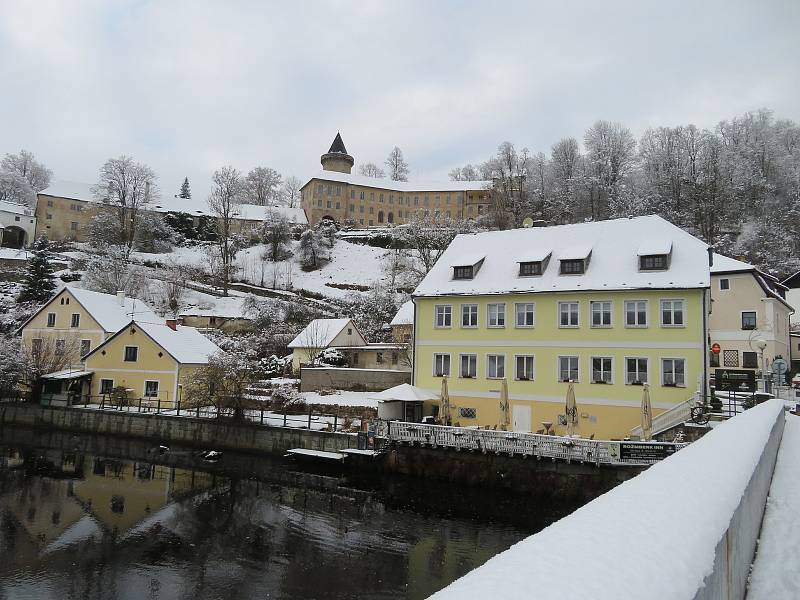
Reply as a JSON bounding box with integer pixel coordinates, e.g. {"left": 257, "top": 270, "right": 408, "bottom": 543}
{"left": 385, "top": 147, "right": 409, "bottom": 181}
{"left": 83, "top": 246, "right": 145, "bottom": 296}
{"left": 583, "top": 120, "right": 637, "bottom": 220}
{"left": 134, "top": 211, "right": 180, "bottom": 253}
{"left": 448, "top": 164, "right": 481, "bottom": 181}
{"left": 245, "top": 166, "right": 282, "bottom": 205}
{"left": 93, "top": 156, "right": 158, "bottom": 256}
{"left": 17, "top": 236, "right": 56, "bottom": 303}
{"left": 358, "top": 163, "right": 386, "bottom": 178}
{"left": 261, "top": 209, "right": 292, "bottom": 261}
{"left": 1, "top": 149, "right": 52, "bottom": 192}
{"left": 297, "top": 228, "right": 328, "bottom": 270}
{"left": 0, "top": 338, "right": 26, "bottom": 397}
{"left": 156, "top": 259, "right": 190, "bottom": 317}
{"left": 208, "top": 166, "right": 246, "bottom": 295}
{"left": 179, "top": 177, "right": 191, "bottom": 199}
{"left": 393, "top": 213, "right": 474, "bottom": 284}
{"left": 0, "top": 171, "right": 36, "bottom": 207}
{"left": 280, "top": 175, "right": 303, "bottom": 207}
{"left": 181, "top": 350, "right": 259, "bottom": 419}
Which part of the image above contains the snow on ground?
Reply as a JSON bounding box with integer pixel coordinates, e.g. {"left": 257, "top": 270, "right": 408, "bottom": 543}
{"left": 430, "top": 400, "right": 785, "bottom": 600}
{"left": 300, "top": 390, "right": 379, "bottom": 408}
{"left": 747, "top": 414, "right": 800, "bottom": 599}
{"left": 0, "top": 248, "right": 30, "bottom": 260}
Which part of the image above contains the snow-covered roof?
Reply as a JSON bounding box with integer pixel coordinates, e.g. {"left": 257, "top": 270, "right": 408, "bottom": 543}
{"left": 302, "top": 170, "right": 492, "bottom": 193}
{"left": 710, "top": 253, "right": 754, "bottom": 274}
{"left": 372, "top": 383, "right": 439, "bottom": 402}
{"left": 413, "top": 215, "right": 711, "bottom": 298}
{"left": 390, "top": 300, "right": 414, "bottom": 326}
{"left": 41, "top": 368, "right": 94, "bottom": 380}
{"left": 637, "top": 239, "right": 673, "bottom": 256}
{"left": 178, "top": 295, "right": 251, "bottom": 319}
{"left": 40, "top": 180, "right": 304, "bottom": 223}
{"left": 451, "top": 253, "right": 485, "bottom": 267}
{"left": 288, "top": 318, "right": 354, "bottom": 348}
{"left": 0, "top": 199, "right": 33, "bottom": 216}
{"left": 134, "top": 321, "right": 221, "bottom": 364}
{"left": 68, "top": 287, "right": 160, "bottom": 332}
{"left": 518, "top": 250, "right": 551, "bottom": 263}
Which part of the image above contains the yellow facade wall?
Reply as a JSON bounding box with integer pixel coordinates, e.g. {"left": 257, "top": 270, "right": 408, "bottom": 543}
{"left": 413, "top": 289, "right": 707, "bottom": 439}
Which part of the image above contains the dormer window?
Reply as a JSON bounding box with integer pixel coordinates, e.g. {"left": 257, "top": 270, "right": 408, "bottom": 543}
{"left": 519, "top": 262, "right": 543, "bottom": 276}
{"left": 454, "top": 265, "right": 474, "bottom": 280}
{"left": 451, "top": 255, "right": 485, "bottom": 281}
{"left": 560, "top": 259, "right": 585, "bottom": 275}
{"left": 640, "top": 254, "right": 668, "bottom": 271}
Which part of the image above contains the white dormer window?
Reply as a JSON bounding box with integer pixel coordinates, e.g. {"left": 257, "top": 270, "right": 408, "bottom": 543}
{"left": 519, "top": 262, "right": 543, "bottom": 276}
{"left": 560, "top": 259, "right": 585, "bottom": 275}
{"left": 639, "top": 254, "right": 668, "bottom": 271}
{"left": 637, "top": 240, "right": 672, "bottom": 271}
{"left": 454, "top": 265, "right": 474, "bottom": 279}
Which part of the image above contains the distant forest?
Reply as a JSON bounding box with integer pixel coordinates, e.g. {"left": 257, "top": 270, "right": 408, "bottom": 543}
{"left": 451, "top": 109, "right": 800, "bottom": 278}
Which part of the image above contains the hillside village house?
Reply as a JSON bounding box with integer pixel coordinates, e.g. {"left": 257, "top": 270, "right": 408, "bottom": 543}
{"left": 35, "top": 181, "right": 307, "bottom": 243}
{"left": 288, "top": 318, "right": 408, "bottom": 372}
{"left": 19, "top": 287, "right": 160, "bottom": 368}
{"left": 0, "top": 199, "right": 36, "bottom": 248}
{"left": 301, "top": 133, "right": 493, "bottom": 227}
{"left": 709, "top": 254, "right": 792, "bottom": 376}
{"left": 390, "top": 300, "right": 414, "bottom": 344}
{"left": 81, "top": 319, "right": 221, "bottom": 407}
{"left": 411, "top": 215, "right": 712, "bottom": 439}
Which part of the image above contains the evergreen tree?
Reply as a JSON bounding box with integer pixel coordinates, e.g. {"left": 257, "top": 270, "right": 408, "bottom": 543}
{"left": 179, "top": 177, "right": 191, "bottom": 199}
{"left": 18, "top": 236, "right": 56, "bottom": 303}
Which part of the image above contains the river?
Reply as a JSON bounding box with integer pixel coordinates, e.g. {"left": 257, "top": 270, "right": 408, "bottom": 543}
{"left": 0, "top": 427, "right": 579, "bottom": 600}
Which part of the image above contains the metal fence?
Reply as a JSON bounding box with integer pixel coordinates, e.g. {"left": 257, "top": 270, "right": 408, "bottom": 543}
{"left": 387, "top": 421, "right": 687, "bottom": 467}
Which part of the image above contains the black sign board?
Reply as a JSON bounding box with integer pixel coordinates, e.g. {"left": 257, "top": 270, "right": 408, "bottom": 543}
{"left": 715, "top": 368, "right": 756, "bottom": 393}
{"left": 619, "top": 443, "right": 677, "bottom": 461}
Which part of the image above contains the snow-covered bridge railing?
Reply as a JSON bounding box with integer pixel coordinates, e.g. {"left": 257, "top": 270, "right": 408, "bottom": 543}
{"left": 387, "top": 421, "right": 687, "bottom": 467}
{"left": 429, "top": 399, "right": 786, "bottom": 600}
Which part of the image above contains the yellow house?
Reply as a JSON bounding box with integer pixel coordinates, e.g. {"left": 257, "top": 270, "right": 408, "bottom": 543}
{"left": 19, "top": 286, "right": 160, "bottom": 367}
{"left": 300, "top": 133, "right": 493, "bottom": 227}
{"left": 709, "top": 253, "right": 792, "bottom": 375}
{"left": 412, "top": 215, "right": 711, "bottom": 439}
{"left": 83, "top": 319, "right": 221, "bottom": 406}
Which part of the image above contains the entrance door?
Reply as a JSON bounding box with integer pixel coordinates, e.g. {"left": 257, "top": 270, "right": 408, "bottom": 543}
{"left": 512, "top": 404, "right": 531, "bottom": 432}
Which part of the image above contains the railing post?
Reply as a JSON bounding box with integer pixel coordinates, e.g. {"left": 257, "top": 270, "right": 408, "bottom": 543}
{"left": 260, "top": 408, "right": 264, "bottom": 425}
{"left": 196, "top": 403, "right": 200, "bottom": 419}
{"left": 157, "top": 398, "right": 161, "bottom": 413}
{"left": 177, "top": 399, "right": 181, "bottom": 416}
{"left": 307, "top": 406, "right": 312, "bottom": 429}
{"left": 283, "top": 409, "right": 287, "bottom": 427}
{"left": 100, "top": 395, "right": 105, "bottom": 410}
{"left": 333, "top": 414, "right": 338, "bottom": 432}
{"left": 138, "top": 397, "right": 142, "bottom": 413}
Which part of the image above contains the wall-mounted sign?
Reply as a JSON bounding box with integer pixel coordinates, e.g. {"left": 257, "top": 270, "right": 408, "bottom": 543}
{"left": 711, "top": 343, "right": 721, "bottom": 354}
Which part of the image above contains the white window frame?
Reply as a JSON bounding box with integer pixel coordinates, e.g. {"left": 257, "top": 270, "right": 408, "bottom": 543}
{"left": 558, "top": 355, "right": 580, "bottom": 382}
{"left": 624, "top": 300, "right": 648, "bottom": 328}
{"left": 487, "top": 303, "right": 506, "bottom": 328}
{"left": 514, "top": 355, "right": 535, "bottom": 381}
{"left": 514, "top": 302, "right": 535, "bottom": 328}
{"left": 486, "top": 354, "right": 505, "bottom": 379}
{"left": 434, "top": 304, "right": 452, "bottom": 328}
{"left": 590, "top": 301, "right": 612, "bottom": 328}
{"left": 661, "top": 357, "right": 687, "bottom": 387}
{"left": 624, "top": 357, "right": 649, "bottom": 385}
{"left": 461, "top": 304, "right": 478, "bottom": 328}
{"left": 590, "top": 356, "right": 614, "bottom": 384}
{"left": 123, "top": 345, "right": 139, "bottom": 362}
{"left": 459, "top": 353, "right": 478, "bottom": 379}
{"left": 433, "top": 353, "right": 451, "bottom": 377}
{"left": 558, "top": 301, "right": 580, "bottom": 328}
{"left": 660, "top": 299, "right": 686, "bottom": 328}
{"left": 144, "top": 380, "right": 160, "bottom": 397}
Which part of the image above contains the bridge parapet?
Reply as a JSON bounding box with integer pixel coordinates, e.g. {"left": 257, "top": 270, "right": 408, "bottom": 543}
{"left": 430, "top": 399, "right": 786, "bottom": 600}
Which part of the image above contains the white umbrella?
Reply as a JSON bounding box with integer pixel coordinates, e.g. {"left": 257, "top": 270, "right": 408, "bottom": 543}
{"left": 641, "top": 383, "right": 653, "bottom": 441}
{"left": 440, "top": 376, "right": 452, "bottom": 425}
{"left": 565, "top": 382, "right": 578, "bottom": 437}
{"left": 499, "top": 378, "right": 511, "bottom": 431}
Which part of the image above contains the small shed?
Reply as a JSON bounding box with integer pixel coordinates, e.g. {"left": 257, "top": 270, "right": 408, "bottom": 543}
{"left": 374, "top": 383, "right": 438, "bottom": 422}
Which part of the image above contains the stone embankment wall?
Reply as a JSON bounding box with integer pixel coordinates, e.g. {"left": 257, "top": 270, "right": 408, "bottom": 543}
{"left": 300, "top": 367, "right": 410, "bottom": 392}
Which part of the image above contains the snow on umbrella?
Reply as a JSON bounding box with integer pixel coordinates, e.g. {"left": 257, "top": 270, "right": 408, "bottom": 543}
{"left": 439, "top": 376, "right": 452, "bottom": 426}
{"left": 565, "top": 381, "right": 578, "bottom": 437}
{"left": 641, "top": 383, "right": 653, "bottom": 441}
{"left": 499, "top": 378, "right": 511, "bottom": 431}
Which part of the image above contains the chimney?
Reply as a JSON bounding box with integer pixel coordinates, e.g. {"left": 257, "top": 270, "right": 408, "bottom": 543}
{"left": 116, "top": 291, "right": 125, "bottom": 306}
{"left": 166, "top": 319, "right": 177, "bottom": 331}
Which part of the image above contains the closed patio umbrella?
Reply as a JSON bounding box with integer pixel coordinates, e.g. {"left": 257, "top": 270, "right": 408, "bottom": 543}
{"left": 499, "top": 378, "right": 511, "bottom": 431}
{"left": 565, "top": 382, "right": 578, "bottom": 437}
{"left": 440, "top": 376, "right": 452, "bottom": 425}
{"left": 641, "top": 383, "right": 653, "bottom": 441}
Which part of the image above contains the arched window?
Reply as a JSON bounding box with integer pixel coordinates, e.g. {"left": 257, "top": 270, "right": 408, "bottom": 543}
{"left": 378, "top": 211, "right": 384, "bottom": 224}
{"left": 387, "top": 212, "right": 394, "bottom": 223}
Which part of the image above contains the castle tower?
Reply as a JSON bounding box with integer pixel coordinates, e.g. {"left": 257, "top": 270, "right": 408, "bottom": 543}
{"left": 320, "top": 132, "right": 354, "bottom": 174}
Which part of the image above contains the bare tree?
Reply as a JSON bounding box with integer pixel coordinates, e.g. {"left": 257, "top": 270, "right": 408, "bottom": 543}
{"left": 583, "top": 121, "right": 637, "bottom": 220}
{"left": 385, "top": 147, "right": 409, "bottom": 181}
{"left": 261, "top": 209, "right": 291, "bottom": 261}
{"left": 83, "top": 246, "right": 146, "bottom": 297}
{"left": 281, "top": 175, "right": 303, "bottom": 207}
{"left": 158, "top": 259, "right": 190, "bottom": 317}
{"left": 358, "top": 163, "right": 386, "bottom": 178}
{"left": 182, "top": 351, "right": 259, "bottom": 420}
{"left": 93, "top": 156, "right": 158, "bottom": 256}
{"left": 208, "top": 166, "right": 246, "bottom": 296}
{"left": 485, "top": 141, "right": 531, "bottom": 229}
{"left": 395, "top": 213, "right": 473, "bottom": 284}
{"left": 23, "top": 335, "right": 82, "bottom": 399}
{"left": 448, "top": 164, "right": 481, "bottom": 181}
{"left": 1, "top": 149, "right": 52, "bottom": 192}
{"left": 0, "top": 171, "right": 36, "bottom": 207}
{"left": 245, "top": 166, "right": 282, "bottom": 205}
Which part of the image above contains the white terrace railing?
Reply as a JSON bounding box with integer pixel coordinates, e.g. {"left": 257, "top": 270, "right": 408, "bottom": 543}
{"left": 630, "top": 393, "right": 697, "bottom": 439}
{"left": 386, "top": 421, "right": 687, "bottom": 467}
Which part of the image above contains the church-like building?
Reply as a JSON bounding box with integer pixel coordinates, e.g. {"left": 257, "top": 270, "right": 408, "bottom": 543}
{"left": 300, "top": 133, "right": 492, "bottom": 227}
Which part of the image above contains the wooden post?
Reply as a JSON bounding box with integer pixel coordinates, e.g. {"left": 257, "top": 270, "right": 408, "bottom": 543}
{"left": 176, "top": 400, "right": 181, "bottom": 416}
{"left": 157, "top": 398, "right": 161, "bottom": 413}
{"left": 260, "top": 408, "right": 264, "bottom": 425}
{"left": 283, "top": 410, "right": 287, "bottom": 427}
{"left": 196, "top": 404, "right": 200, "bottom": 419}
{"left": 308, "top": 406, "right": 312, "bottom": 429}
{"left": 100, "top": 395, "right": 105, "bottom": 410}
{"left": 333, "top": 414, "right": 338, "bottom": 432}
{"left": 138, "top": 397, "right": 142, "bottom": 413}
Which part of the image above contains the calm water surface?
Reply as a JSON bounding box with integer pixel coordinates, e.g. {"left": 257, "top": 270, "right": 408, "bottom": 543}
{"left": 0, "top": 428, "right": 577, "bottom": 600}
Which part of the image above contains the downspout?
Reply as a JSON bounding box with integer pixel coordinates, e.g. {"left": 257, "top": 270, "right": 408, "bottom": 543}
{"left": 411, "top": 297, "right": 417, "bottom": 386}
{"left": 702, "top": 287, "right": 709, "bottom": 406}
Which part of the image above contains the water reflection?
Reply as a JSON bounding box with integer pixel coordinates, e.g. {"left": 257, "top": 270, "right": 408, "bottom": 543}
{"left": 0, "top": 433, "right": 573, "bottom": 600}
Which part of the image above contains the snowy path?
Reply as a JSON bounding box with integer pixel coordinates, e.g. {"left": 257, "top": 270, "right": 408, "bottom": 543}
{"left": 747, "top": 415, "right": 800, "bottom": 599}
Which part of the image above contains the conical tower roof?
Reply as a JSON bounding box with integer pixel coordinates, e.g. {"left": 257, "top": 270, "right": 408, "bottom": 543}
{"left": 328, "top": 132, "right": 348, "bottom": 154}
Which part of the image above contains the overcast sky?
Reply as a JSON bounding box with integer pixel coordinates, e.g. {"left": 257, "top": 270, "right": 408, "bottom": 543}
{"left": 1, "top": 0, "right": 798, "bottom": 200}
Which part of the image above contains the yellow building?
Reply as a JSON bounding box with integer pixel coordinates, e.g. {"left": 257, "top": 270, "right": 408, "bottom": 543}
{"left": 82, "top": 319, "right": 221, "bottom": 406}
{"left": 709, "top": 253, "right": 792, "bottom": 375}
{"left": 411, "top": 215, "right": 712, "bottom": 439}
{"left": 301, "top": 133, "right": 493, "bottom": 227}
{"left": 19, "top": 286, "right": 160, "bottom": 367}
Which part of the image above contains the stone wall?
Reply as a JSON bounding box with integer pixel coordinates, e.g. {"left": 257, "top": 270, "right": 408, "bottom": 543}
{"left": 300, "top": 367, "right": 410, "bottom": 392}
